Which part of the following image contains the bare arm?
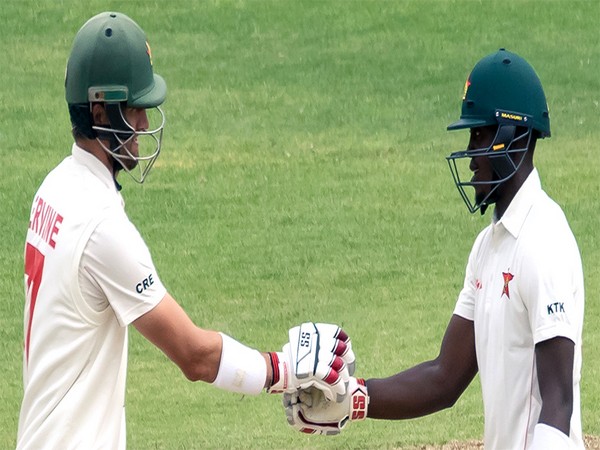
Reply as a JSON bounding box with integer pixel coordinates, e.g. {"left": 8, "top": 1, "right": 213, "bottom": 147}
{"left": 366, "top": 314, "right": 478, "bottom": 419}
{"left": 535, "top": 336, "right": 574, "bottom": 435}
{"left": 132, "top": 292, "right": 272, "bottom": 385}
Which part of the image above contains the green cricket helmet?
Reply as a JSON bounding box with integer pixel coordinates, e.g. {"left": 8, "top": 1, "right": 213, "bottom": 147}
{"left": 65, "top": 12, "right": 166, "bottom": 184}
{"left": 446, "top": 49, "right": 550, "bottom": 214}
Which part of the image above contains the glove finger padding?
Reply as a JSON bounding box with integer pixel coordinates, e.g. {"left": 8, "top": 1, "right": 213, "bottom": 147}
{"left": 283, "top": 377, "right": 369, "bottom": 436}
{"left": 283, "top": 389, "right": 343, "bottom": 436}
{"left": 302, "top": 359, "right": 346, "bottom": 402}
{"left": 286, "top": 322, "right": 354, "bottom": 401}
{"left": 314, "top": 323, "right": 356, "bottom": 376}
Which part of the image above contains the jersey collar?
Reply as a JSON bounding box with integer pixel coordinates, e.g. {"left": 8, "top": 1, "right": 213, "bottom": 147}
{"left": 494, "top": 168, "right": 542, "bottom": 239}
{"left": 71, "top": 143, "right": 121, "bottom": 193}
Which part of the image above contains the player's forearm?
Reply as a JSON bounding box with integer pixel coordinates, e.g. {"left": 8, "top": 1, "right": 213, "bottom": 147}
{"left": 535, "top": 336, "right": 575, "bottom": 435}
{"left": 536, "top": 381, "right": 573, "bottom": 435}
{"left": 366, "top": 360, "right": 472, "bottom": 419}
{"left": 538, "top": 405, "right": 572, "bottom": 436}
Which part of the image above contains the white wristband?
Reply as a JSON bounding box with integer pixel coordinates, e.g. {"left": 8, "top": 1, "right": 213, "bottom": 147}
{"left": 211, "top": 333, "right": 266, "bottom": 395}
{"left": 529, "top": 423, "right": 573, "bottom": 450}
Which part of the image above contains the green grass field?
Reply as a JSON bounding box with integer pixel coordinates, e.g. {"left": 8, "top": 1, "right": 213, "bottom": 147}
{"left": 1, "top": 0, "right": 599, "bottom": 448}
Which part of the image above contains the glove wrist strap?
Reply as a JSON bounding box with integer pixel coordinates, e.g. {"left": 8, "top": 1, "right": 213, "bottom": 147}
{"left": 266, "top": 352, "right": 289, "bottom": 393}
{"left": 349, "top": 378, "right": 369, "bottom": 421}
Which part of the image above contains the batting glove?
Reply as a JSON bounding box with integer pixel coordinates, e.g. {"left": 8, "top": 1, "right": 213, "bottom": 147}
{"left": 283, "top": 376, "right": 369, "bottom": 435}
{"left": 267, "top": 322, "right": 356, "bottom": 402}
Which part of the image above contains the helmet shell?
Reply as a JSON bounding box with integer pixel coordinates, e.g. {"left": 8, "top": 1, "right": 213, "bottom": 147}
{"left": 65, "top": 12, "right": 166, "bottom": 108}
{"left": 447, "top": 49, "right": 550, "bottom": 137}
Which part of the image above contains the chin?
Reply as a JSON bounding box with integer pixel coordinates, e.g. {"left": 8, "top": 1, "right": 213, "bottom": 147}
{"left": 122, "top": 159, "right": 138, "bottom": 171}
{"left": 475, "top": 192, "right": 486, "bottom": 206}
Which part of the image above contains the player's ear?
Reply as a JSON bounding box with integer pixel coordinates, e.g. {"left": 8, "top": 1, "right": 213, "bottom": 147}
{"left": 91, "top": 103, "right": 109, "bottom": 126}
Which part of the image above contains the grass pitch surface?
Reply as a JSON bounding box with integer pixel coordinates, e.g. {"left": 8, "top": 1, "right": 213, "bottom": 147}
{"left": 1, "top": 1, "right": 598, "bottom": 448}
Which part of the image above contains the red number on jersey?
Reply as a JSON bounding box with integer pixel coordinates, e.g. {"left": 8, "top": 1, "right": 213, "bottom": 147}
{"left": 24, "top": 243, "right": 45, "bottom": 363}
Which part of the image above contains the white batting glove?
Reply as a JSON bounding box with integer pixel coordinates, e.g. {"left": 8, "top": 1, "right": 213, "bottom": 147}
{"left": 267, "top": 322, "right": 356, "bottom": 402}
{"left": 283, "top": 377, "right": 369, "bottom": 435}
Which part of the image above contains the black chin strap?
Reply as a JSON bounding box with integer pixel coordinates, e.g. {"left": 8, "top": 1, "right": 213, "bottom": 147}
{"left": 93, "top": 128, "right": 124, "bottom": 191}
{"left": 94, "top": 103, "right": 134, "bottom": 191}
{"left": 113, "top": 176, "right": 122, "bottom": 191}
{"left": 489, "top": 125, "right": 517, "bottom": 180}
{"left": 479, "top": 125, "right": 523, "bottom": 215}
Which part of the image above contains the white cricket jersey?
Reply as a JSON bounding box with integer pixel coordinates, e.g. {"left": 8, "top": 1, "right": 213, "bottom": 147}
{"left": 454, "top": 169, "right": 584, "bottom": 449}
{"left": 18, "top": 144, "right": 167, "bottom": 450}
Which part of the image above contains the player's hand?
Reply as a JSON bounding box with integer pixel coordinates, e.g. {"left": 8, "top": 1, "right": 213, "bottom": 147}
{"left": 283, "top": 377, "right": 369, "bottom": 435}
{"left": 267, "top": 322, "right": 356, "bottom": 402}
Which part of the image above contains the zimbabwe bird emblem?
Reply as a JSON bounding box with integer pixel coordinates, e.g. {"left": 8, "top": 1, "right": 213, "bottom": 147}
{"left": 501, "top": 272, "right": 514, "bottom": 299}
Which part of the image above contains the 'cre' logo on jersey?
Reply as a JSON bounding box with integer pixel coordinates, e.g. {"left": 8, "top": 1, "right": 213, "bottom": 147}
{"left": 136, "top": 274, "right": 154, "bottom": 294}
{"left": 547, "top": 302, "right": 565, "bottom": 315}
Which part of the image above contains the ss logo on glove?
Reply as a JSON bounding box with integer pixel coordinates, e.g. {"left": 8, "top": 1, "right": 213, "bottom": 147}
{"left": 267, "top": 322, "right": 356, "bottom": 403}
{"left": 299, "top": 332, "right": 311, "bottom": 348}
{"left": 351, "top": 393, "right": 367, "bottom": 420}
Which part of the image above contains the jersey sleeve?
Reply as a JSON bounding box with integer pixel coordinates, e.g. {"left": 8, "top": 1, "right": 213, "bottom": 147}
{"left": 79, "top": 212, "right": 167, "bottom": 326}
{"left": 453, "top": 230, "right": 486, "bottom": 321}
{"left": 519, "top": 234, "right": 582, "bottom": 345}
{"left": 454, "top": 259, "right": 475, "bottom": 321}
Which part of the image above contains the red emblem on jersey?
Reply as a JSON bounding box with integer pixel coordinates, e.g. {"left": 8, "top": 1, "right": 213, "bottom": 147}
{"left": 501, "top": 272, "right": 514, "bottom": 299}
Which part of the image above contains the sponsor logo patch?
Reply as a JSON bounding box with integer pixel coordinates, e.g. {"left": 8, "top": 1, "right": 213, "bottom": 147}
{"left": 547, "top": 302, "right": 565, "bottom": 315}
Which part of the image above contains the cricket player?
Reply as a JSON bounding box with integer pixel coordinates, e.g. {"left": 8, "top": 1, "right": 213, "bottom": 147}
{"left": 284, "top": 49, "right": 585, "bottom": 449}
{"left": 17, "top": 12, "right": 355, "bottom": 449}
